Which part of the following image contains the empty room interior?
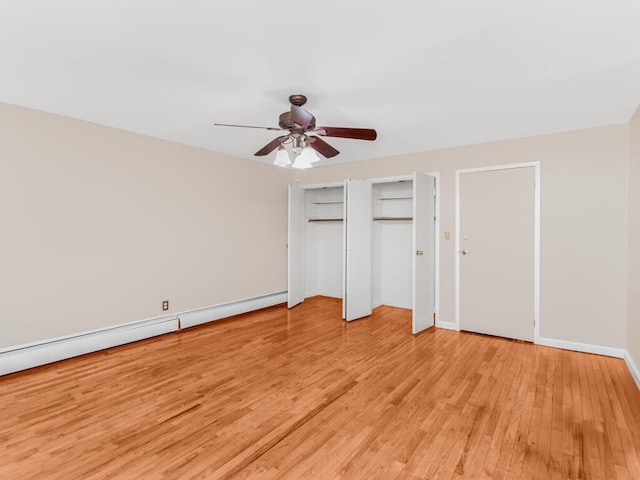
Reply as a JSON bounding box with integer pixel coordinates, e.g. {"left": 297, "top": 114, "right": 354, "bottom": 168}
{"left": 2, "top": 2, "right": 640, "bottom": 479}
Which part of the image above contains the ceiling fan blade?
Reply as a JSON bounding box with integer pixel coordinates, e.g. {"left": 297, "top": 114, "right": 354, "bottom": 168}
{"left": 314, "top": 126, "right": 377, "bottom": 141}
{"left": 254, "top": 136, "right": 287, "bottom": 156}
{"left": 214, "top": 123, "right": 284, "bottom": 132}
{"left": 291, "top": 105, "right": 315, "bottom": 130}
{"left": 308, "top": 136, "right": 340, "bottom": 158}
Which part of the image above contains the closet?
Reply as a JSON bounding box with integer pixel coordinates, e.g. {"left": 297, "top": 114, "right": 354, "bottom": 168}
{"left": 288, "top": 184, "right": 345, "bottom": 310}
{"left": 370, "top": 173, "right": 436, "bottom": 333}
{"left": 288, "top": 174, "right": 435, "bottom": 333}
{"left": 288, "top": 180, "right": 371, "bottom": 320}
{"left": 372, "top": 180, "right": 414, "bottom": 310}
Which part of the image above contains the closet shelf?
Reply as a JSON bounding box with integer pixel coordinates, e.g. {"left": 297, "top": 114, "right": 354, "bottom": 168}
{"left": 373, "top": 216, "right": 413, "bottom": 221}
{"left": 311, "top": 200, "right": 344, "bottom": 204}
{"left": 307, "top": 218, "right": 344, "bottom": 222}
{"left": 375, "top": 196, "right": 413, "bottom": 201}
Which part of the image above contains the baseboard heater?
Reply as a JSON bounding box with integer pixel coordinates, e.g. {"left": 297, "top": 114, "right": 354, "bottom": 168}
{"left": 0, "top": 291, "right": 287, "bottom": 377}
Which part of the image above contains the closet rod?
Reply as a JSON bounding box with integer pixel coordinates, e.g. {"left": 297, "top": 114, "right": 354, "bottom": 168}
{"left": 375, "top": 196, "right": 413, "bottom": 201}
{"left": 373, "top": 216, "right": 413, "bottom": 221}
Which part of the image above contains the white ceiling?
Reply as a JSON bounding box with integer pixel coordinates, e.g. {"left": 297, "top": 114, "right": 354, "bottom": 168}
{"left": 1, "top": 1, "right": 639, "bottom": 165}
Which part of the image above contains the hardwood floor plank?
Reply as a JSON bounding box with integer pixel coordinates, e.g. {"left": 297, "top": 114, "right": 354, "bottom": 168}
{"left": 1, "top": 296, "right": 639, "bottom": 479}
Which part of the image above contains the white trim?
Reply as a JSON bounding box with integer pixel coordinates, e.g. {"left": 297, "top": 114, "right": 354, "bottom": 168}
{"left": 368, "top": 174, "right": 413, "bottom": 184}
{"left": 431, "top": 172, "right": 441, "bottom": 323}
{"left": 298, "top": 181, "right": 344, "bottom": 190}
{"left": 455, "top": 161, "right": 540, "bottom": 174}
{"left": 625, "top": 350, "right": 640, "bottom": 390}
{"left": 435, "top": 320, "right": 458, "bottom": 331}
{"left": 455, "top": 169, "right": 461, "bottom": 329}
{"left": 537, "top": 337, "right": 625, "bottom": 359}
{"left": 0, "top": 291, "right": 287, "bottom": 377}
{"left": 534, "top": 163, "right": 541, "bottom": 342}
{"left": 454, "top": 162, "right": 541, "bottom": 342}
{"left": 179, "top": 291, "right": 287, "bottom": 328}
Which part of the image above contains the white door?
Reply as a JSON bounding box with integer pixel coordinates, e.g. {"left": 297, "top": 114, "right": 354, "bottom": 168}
{"left": 288, "top": 185, "right": 305, "bottom": 308}
{"left": 344, "top": 179, "right": 372, "bottom": 321}
{"left": 459, "top": 167, "right": 535, "bottom": 341}
{"left": 412, "top": 173, "right": 436, "bottom": 334}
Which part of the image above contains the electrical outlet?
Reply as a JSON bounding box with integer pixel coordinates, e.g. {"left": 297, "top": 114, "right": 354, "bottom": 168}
{"left": 162, "top": 300, "right": 169, "bottom": 311}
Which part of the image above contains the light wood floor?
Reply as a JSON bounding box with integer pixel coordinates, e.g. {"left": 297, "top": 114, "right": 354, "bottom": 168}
{"left": 1, "top": 296, "right": 640, "bottom": 479}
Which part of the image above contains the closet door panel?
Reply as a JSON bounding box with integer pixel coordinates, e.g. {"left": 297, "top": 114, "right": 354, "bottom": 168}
{"left": 288, "top": 185, "right": 305, "bottom": 308}
{"left": 345, "top": 179, "right": 372, "bottom": 321}
{"left": 412, "top": 173, "right": 436, "bottom": 333}
{"left": 342, "top": 189, "right": 347, "bottom": 319}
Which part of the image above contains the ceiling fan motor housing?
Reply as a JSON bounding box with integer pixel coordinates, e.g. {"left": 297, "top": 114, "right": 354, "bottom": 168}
{"left": 279, "top": 112, "right": 296, "bottom": 129}
{"left": 279, "top": 111, "right": 316, "bottom": 131}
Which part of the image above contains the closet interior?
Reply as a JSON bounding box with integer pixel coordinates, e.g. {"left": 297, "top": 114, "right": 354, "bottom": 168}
{"left": 304, "top": 186, "right": 344, "bottom": 300}
{"left": 371, "top": 180, "right": 414, "bottom": 310}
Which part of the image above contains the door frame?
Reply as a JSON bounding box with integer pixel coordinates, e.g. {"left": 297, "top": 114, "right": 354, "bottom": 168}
{"left": 298, "top": 181, "right": 345, "bottom": 190}
{"left": 454, "top": 162, "right": 541, "bottom": 342}
{"left": 368, "top": 173, "right": 441, "bottom": 325}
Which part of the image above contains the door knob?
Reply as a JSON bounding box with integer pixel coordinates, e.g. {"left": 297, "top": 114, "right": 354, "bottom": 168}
{"left": 416, "top": 250, "right": 424, "bottom": 256}
{"left": 461, "top": 249, "right": 468, "bottom": 255}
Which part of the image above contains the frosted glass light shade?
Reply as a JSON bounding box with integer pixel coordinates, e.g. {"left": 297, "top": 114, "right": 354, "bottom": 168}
{"left": 299, "top": 146, "right": 320, "bottom": 163}
{"left": 274, "top": 147, "right": 291, "bottom": 166}
{"left": 292, "top": 156, "right": 312, "bottom": 169}
{"left": 291, "top": 154, "right": 312, "bottom": 170}
{"left": 291, "top": 147, "right": 319, "bottom": 169}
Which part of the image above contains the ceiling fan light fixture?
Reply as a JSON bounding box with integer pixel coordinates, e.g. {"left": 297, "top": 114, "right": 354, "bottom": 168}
{"left": 298, "top": 146, "right": 320, "bottom": 164}
{"left": 274, "top": 146, "right": 291, "bottom": 167}
{"left": 292, "top": 152, "right": 313, "bottom": 169}
{"left": 215, "top": 94, "right": 377, "bottom": 166}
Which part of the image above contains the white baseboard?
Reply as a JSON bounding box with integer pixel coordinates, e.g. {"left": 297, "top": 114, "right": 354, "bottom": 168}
{"left": 0, "top": 315, "right": 178, "bottom": 377}
{"left": 0, "top": 291, "right": 287, "bottom": 377}
{"left": 179, "top": 291, "right": 287, "bottom": 329}
{"left": 536, "top": 337, "right": 625, "bottom": 358}
{"left": 625, "top": 350, "right": 640, "bottom": 390}
{"left": 436, "top": 320, "right": 458, "bottom": 331}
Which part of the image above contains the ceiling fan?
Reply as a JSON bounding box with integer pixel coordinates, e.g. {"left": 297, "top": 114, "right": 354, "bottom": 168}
{"left": 214, "top": 94, "right": 377, "bottom": 169}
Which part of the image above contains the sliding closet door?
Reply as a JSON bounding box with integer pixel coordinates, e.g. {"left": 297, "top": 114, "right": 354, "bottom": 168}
{"left": 412, "top": 173, "right": 436, "bottom": 333}
{"left": 344, "top": 179, "right": 372, "bottom": 321}
{"left": 288, "top": 185, "right": 305, "bottom": 308}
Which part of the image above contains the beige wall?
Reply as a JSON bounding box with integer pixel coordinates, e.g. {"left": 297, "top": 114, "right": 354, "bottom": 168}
{"left": 0, "top": 100, "right": 633, "bottom": 354}
{"left": 628, "top": 107, "right": 640, "bottom": 362}
{"left": 0, "top": 102, "right": 291, "bottom": 348}
{"left": 297, "top": 125, "right": 630, "bottom": 349}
